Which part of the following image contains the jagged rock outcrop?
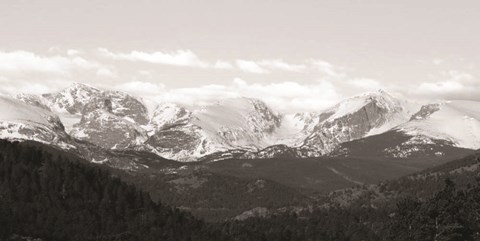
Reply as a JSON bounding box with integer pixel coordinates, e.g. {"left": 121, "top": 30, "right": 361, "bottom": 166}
{"left": 81, "top": 90, "right": 149, "bottom": 125}
{"left": 42, "top": 83, "right": 102, "bottom": 114}
{"left": 71, "top": 107, "right": 148, "bottom": 150}
{"left": 9, "top": 84, "right": 480, "bottom": 162}
{"left": 0, "top": 96, "right": 71, "bottom": 148}
{"left": 409, "top": 103, "right": 440, "bottom": 121}
{"left": 147, "top": 98, "right": 282, "bottom": 161}
{"left": 300, "top": 90, "right": 412, "bottom": 156}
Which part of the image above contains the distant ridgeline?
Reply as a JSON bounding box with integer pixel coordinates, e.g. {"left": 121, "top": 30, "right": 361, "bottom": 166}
{"left": 1, "top": 139, "right": 480, "bottom": 241}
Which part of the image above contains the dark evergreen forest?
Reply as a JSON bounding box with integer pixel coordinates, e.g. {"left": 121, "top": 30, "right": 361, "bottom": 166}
{"left": 0, "top": 140, "right": 479, "bottom": 241}
{"left": 0, "top": 141, "right": 222, "bottom": 241}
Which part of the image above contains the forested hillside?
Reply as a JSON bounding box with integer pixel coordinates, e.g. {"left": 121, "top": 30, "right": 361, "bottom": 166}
{"left": 1, "top": 139, "right": 480, "bottom": 241}
{"left": 0, "top": 140, "right": 222, "bottom": 241}
{"left": 220, "top": 178, "right": 480, "bottom": 241}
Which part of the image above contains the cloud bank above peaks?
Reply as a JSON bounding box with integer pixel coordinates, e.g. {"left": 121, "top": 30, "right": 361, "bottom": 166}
{"left": 414, "top": 70, "right": 479, "bottom": 100}
{"left": 0, "top": 48, "right": 478, "bottom": 113}
{"left": 0, "top": 49, "right": 116, "bottom": 95}
{"left": 115, "top": 78, "right": 342, "bottom": 113}
{"left": 97, "top": 48, "right": 212, "bottom": 68}
{"left": 0, "top": 50, "right": 112, "bottom": 76}
{"left": 97, "top": 48, "right": 319, "bottom": 74}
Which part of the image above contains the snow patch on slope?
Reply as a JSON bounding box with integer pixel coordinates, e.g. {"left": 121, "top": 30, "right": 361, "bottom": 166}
{"left": 271, "top": 112, "right": 319, "bottom": 146}
{"left": 397, "top": 100, "right": 480, "bottom": 150}
{"left": 0, "top": 95, "right": 70, "bottom": 147}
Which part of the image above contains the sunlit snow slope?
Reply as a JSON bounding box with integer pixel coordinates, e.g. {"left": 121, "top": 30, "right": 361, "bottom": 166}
{"left": 398, "top": 101, "right": 480, "bottom": 149}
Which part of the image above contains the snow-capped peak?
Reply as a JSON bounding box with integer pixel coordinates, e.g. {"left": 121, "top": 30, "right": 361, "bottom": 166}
{"left": 324, "top": 89, "right": 402, "bottom": 121}
{"left": 146, "top": 97, "right": 282, "bottom": 161}
{"left": 299, "top": 89, "right": 418, "bottom": 155}
{"left": 0, "top": 95, "right": 68, "bottom": 145}
{"left": 8, "top": 82, "right": 480, "bottom": 162}
{"left": 149, "top": 103, "right": 193, "bottom": 132}
{"left": 397, "top": 100, "right": 480, "bottom": 150}
{"left": 42, "top": 82, "right": 102, "bottom": 115}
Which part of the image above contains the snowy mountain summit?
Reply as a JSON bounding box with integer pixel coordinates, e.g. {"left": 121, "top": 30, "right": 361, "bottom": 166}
{"left": 299, "top": 90, "right": 417, "bottom": 156}
{"left": 2, "top": 84, "right": 480, "bottom": 162}
{"left": 147, "top": 97, "right": 282, "bottom": 161}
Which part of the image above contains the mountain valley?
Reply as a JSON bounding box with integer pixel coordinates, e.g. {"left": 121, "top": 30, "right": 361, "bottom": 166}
{"left": 1, "top": 83, "right": 479, "bottom": 223}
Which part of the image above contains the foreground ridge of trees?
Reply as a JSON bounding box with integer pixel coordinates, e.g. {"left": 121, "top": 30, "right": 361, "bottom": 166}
{"left": 223, "top": 177, "right": 480, "bottom": 241}
{"left": 386, "top": 178, "right": 480, "bottom": 241}
{"left": 0, "top": 141, "right": 222, "bottom": 241}
{"left": 1, "top": 139, "right": 480, "bottom": 241}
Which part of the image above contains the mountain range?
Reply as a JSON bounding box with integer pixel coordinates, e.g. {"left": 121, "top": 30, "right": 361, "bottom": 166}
{"left": 2, "top": 82, "right": 480, "bottom": 166}
{"left": 2, "top": 82, "right": 480, "bottom": 224}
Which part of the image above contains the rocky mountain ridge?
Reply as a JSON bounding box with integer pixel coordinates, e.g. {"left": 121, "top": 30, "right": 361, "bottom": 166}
{"left": 3, "top": 83, "right": 480, "bottom": 163}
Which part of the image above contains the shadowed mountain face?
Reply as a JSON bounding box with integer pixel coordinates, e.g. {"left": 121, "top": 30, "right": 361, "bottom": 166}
{"left": 330, "top": 130, "right": 474, "bottom": 161}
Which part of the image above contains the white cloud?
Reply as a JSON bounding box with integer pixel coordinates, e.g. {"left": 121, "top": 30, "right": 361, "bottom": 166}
{"left": 346, "top": 78, "right": 382, "bottom": 91}
{"left": 138, "top": 70, "right": 154, "bottom": 78}
{"left": 213, "top": 60, "right": 234, "bottom": 69}
{"left": 0, "top": 77, "right": 65, "bottom": 95}
{"left": 3, "top": 48, "right": 479, "bottom": 113}
{"left": 433, "top": 59, "right": 444, "bottom": 65}
{"left": 115, "top": 81, "right": 165, "bottom": 96}
{"left": 257, "top": 59, "right": 306, "bottom": 72}
{"left": 234, "top": 59, "right": 307, "bottom": 74}
{"left": 0, "top": 50, "right": 117, "bottom": 95}
{"left": 417, "top": 81, "right": 464, "bottom": 94}
{"left": 0, "top": 51, "right": 82, "bottom": 74}
{"left": 67, "top": 49, "right": 82, "bottom": 56}
{"left": 147, "top": 78, "right": 341, "bottom": 113}
{"left": 154, "top": 84, "right": 238, "bottom": 107}
{"left": 96, "top": 48, "right": 346, "bottom": 77}
{"left": 98, "top": 48, "right": 210, "bottom": 68}
{"left": 235, "top": 60, "right": 269, "bottom": 74}
{"left": 412, "top": 70, "right": 478, "bottom": 99}
{"left": 96, "top": 68, "right": 117, "bottom": 78}
{"left": 309, "top": 59, "right": 347, "bottom": 79}
{"left": 0, "top": 50, "right": 371, "bottom": 113}
{"left": 444, "top": 70, "right": 474, "bottom": 83}
{"left": 0, "top": 50, "right": 112, "bottom": 76}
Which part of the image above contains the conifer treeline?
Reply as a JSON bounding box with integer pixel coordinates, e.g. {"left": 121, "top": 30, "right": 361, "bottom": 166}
{"left": 1, "top": 140, "right": 480, "bottom": 241}
{"left": 0, "top": 141, "right": 222, "bottom": 241}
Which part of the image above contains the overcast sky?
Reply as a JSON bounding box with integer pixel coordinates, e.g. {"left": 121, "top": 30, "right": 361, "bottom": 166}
{"left": 0, "top": 0, "right": 479, "bottom": 113}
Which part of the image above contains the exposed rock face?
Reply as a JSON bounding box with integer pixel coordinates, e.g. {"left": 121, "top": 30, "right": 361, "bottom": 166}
{"left": 300, "top": 91, "right": 408, "bottom": 156}
{"left": 146, "top": 103, "right": 206, "bottom": 160}
{"left": 10, "top": 84, "right": 480, "bottom": 163}
{"left": 15, "top": 93, "right": 51, "bottom": 111}
{"left": 397, "top": 100, "right": 480, "bottom": 150}
{"left": 410, "top": 103, "right": 440, "bottom": 121}
{"left": 291, "top": 112, "right": 320, "bottom": 133}
{"left": 249, "top": 99, "right": 281, "bottom": 133}
{"left": 0, "top": 96, "right": 70, "bottom": 147}
{"left": 81, "top": 90, "right": 149, "bottom": 125}
{"left": 147, "top": 125, "right": 206, "bottom": 159}
{"left": 147, "top": 98, "right": 282, "bottom": 161}
{"left": 42, "top": 83, "right": 102, "bottom": 114}
{"left": 149, "top": 103, "right": 192, "bottom": 131}
{"left": 38, "top": 82, "right": 148, "bottom": 124}
{"left": 26, "top": 83, "right": 150, "bottom": 150}
{"left": 71, "top": 108, "right": 147, "bottom": 150}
